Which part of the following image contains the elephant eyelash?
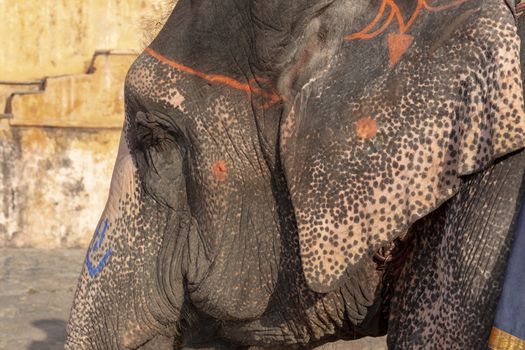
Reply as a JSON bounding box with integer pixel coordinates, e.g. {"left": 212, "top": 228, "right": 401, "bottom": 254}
{"left": 140, "top": 133, "right": 184, "bottom": 177}
{"left": 134, "top": 111, "right": 187, "bottom": 151}
{"left": 131, "top": 122, "right": 185, "bottom": 181}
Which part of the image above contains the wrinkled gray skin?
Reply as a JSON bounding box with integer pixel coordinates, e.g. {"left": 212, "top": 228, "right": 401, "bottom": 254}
{"left": 66, "top": 0, "right": 525, "bottom": 349}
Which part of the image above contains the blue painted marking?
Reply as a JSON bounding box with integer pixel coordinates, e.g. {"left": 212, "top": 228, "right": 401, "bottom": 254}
{"left": 92, "top": 218, "right": 108, "bottom": 252}
{"left": 86, "top": 246, "right": 113, "bottom": 278}
{"left": 86, "top": 218, "right": 113, "bottom": 278}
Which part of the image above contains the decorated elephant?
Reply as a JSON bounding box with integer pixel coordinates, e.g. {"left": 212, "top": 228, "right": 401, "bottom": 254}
{"left": 66, "top": 0, "right": 525, "bottom": 348}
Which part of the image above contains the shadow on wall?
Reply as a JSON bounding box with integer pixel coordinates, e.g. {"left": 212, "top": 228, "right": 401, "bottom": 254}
{"left": 28, "top": 319, "right": 67, "bottom": 350}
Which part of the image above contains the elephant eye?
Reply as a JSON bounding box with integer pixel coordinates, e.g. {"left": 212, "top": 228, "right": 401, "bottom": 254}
{"left": 129, "top": 111, "right": 187, "bottom": 177}
{"left": 132, "top": 111, "right": 186, "bottom": 152}
{"left": 129, "top": 111, "right": 186, "bottom": 209}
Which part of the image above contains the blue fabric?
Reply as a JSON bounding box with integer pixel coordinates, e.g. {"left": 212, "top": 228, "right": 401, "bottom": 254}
{"left": 493, "top": 198, "right": 525, "bottom": 340}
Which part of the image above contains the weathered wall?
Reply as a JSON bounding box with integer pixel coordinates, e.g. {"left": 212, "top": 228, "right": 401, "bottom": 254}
{"left": 0, "top": 0, "right": 174, "bottom": 81}
{"left": 1, "top": 127, "right": 120, "bottom": 248}
{"left": 8, "top": 53, "right": 134, "bottom": 129}
{"left": 0, "top": 54, "right": 129, "bottom": 249}
{"left": 0, "top": 1, "right": 175, "bottom": 248}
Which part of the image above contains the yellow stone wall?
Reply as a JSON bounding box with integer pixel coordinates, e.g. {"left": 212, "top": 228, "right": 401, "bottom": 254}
{"left": 1, "top": 127, "right": 121, "bottom": 248}
{"left": 0, "top": 0, "right": 176, "bottom": 248}
{"left": 9, "top": 53, "right": 135, "bottom": 129}
{"left": 0, "top": 0, "right": 174, "bottom": 81}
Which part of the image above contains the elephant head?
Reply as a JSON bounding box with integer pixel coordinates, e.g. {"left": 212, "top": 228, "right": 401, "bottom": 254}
{"left": 66, "top": 0, "right": 525, "bottom": 348}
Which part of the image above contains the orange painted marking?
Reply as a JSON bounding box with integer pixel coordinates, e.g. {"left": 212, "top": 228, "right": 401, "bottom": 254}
{"left": 212, "top": 160, "right": 228, "bottom": 182}
{"left": 355, "top": 117, "right": 378, "bottom": 139}
{"left": 388, "top": 33, "right": 415, "bottom": 66}
{"left": 345, "top": 0, "right": 469, "bottom": 66}
{"left": 145, "top": 48, "right": 282, "bottom": 108}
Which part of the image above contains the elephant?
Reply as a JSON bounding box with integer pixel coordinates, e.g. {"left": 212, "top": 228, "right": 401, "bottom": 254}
{"left": 66, "top": 0, "right": 525, "bottom": 349}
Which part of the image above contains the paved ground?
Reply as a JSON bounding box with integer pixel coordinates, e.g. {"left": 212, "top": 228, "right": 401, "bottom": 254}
{"left": 0, "top": 249, "right": 386, "bottom": 350}
{"left": 0, "top": 249, "right": 84, "bottom": 350}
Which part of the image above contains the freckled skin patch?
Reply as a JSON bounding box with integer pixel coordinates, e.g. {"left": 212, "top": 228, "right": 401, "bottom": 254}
{"left": 212, "top": 160, "right": 228, "bottom": 182}
{"left": 285, "top": 0, "right": 525, "bottom": 293}
{"left": 388, "top": 150, "right": 525, "bottom": 348}
{"left": 355, "top": 117, "right": 378, "bottom": 139}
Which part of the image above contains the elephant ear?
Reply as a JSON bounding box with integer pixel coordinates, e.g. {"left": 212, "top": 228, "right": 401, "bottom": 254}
{"left": 280, "top": 0, "right": 525, "bottom": 293}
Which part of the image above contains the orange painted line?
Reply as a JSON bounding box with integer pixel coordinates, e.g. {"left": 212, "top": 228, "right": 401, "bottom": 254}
{"left": 397, "top": 0, "right": 425, "bottom": 34}
{"left": 346, "top": 0, "right": 389, "bottom": 40}
{"left": 345, "top": 0, "right": 470, "bottom": 41}
{"left": 346, "top": 7, "right": 396, "bottom": 41}
{"left": 144, "top": 47, "right": 282, "bottom": 108}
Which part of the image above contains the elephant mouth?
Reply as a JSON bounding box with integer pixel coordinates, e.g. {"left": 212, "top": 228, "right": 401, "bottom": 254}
{"left": 374, "top": 236, "right": 413, "bottom": 274}
{"left": 373, "top": 233, "right": 415, "bottom": 318}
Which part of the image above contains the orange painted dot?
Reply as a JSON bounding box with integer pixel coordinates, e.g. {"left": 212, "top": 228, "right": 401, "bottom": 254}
{"left": 212, "top": 160, "right": 228, "bottom": 182}
{"left": 355, "top": 117, "right": 378, "bottom": 139}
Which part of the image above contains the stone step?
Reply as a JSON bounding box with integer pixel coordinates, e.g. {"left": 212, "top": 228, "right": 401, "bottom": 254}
{"left": 1, "top": 50, "right": 138, "bottom": 129}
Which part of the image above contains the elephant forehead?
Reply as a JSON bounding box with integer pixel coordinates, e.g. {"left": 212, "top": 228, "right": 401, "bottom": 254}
{"left": 125, "top": 53, "right": 187, "bottom": 113}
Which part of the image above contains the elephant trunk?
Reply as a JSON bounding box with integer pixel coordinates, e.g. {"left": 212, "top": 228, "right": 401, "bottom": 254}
{"left": 65, "top": 134, "right": 185, "bottom": 349}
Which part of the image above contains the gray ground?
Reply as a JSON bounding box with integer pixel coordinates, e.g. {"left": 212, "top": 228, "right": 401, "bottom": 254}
{"left": 0, "top": 249, "right": 84, "bottom": 350}
{"left": 0, "top": 249, "right": 386, "bottom": 350}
